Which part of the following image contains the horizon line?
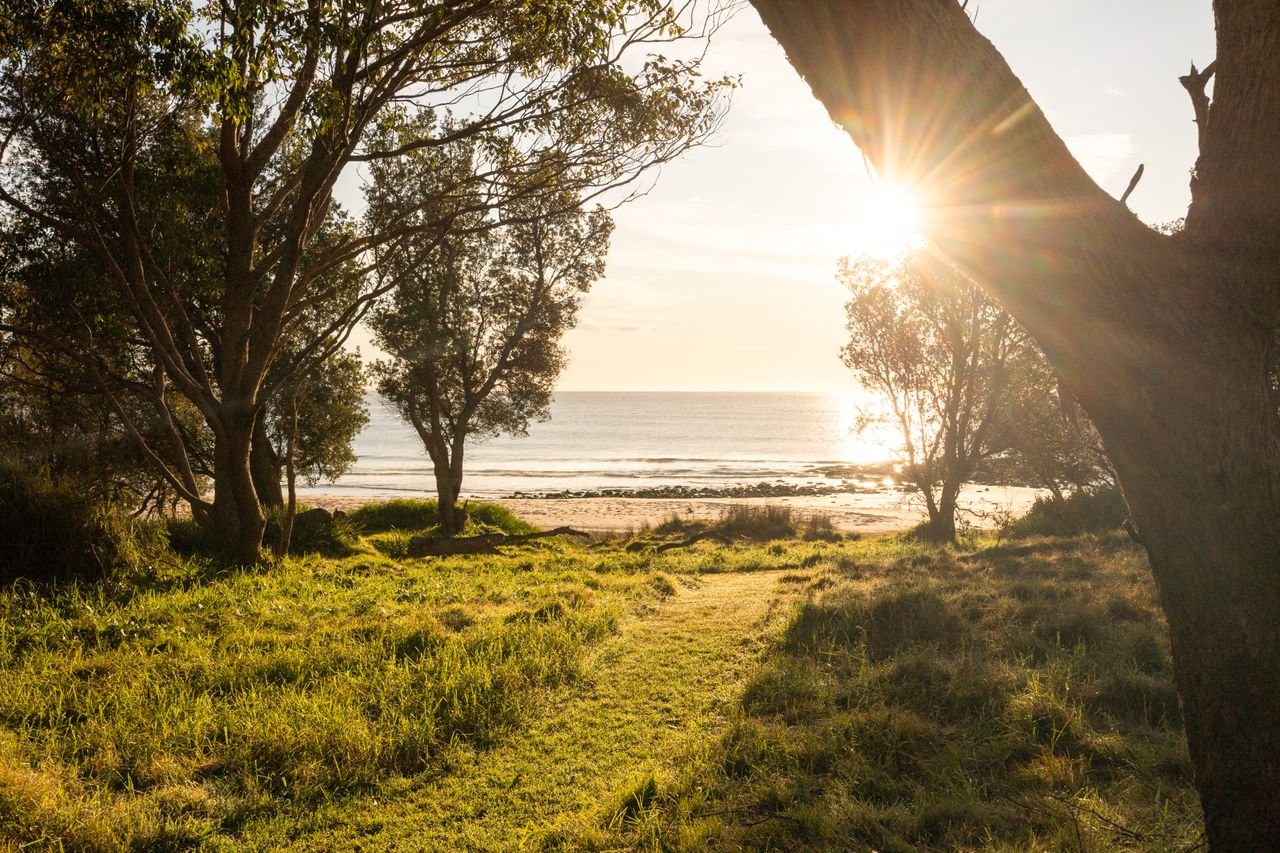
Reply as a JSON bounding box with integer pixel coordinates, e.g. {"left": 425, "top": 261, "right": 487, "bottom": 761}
{"left": 552, "top": 387, "right": 857, "bottom": 394}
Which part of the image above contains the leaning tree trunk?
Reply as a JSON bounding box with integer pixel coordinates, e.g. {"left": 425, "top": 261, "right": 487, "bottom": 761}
{"left": 1101, "top": 331, "right": 1280, "bottom": 847}
{"left": 749, "top": 1, "right": 1280, "bottom": 847}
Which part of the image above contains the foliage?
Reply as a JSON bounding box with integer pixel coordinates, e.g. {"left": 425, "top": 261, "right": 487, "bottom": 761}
{"left": 1003, "top": 485, "right": 1131, "bottom": 539}
{"left": 998, "top": 349, "right": 1115, "bottom": 498}
{"left": 369, "top": 177, "right": 614, "bottom": 531}
{"left": 267, "top": 507, "right": 362, "bottom": 557}
{"left": 0, "top": 208, "right": 213, "bottom": 515}
{"left": 0, "top": 467, "right": 164, "bottom": 586}
{"left": 0, "top": 0, "right": 733, "bottom": 558}
{"left": 840, "top": 249, "right": 1028, "bottom": 541}
{"left": 349, "top": 498, "right": 537, "bottom": 536}
{"left": 578, "top": 534, "right": 1200, "bottom": 851}
{"left": 840, "top": 248, "right": 1108, "bottom": 540}
{"left": 258, "top": 349, "right": 370, "bottom": 518}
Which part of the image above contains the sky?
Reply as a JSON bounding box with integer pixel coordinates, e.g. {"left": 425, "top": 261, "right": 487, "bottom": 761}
{"left": 553, "top": 1, "right": 1215, "bottom": 392}
{"left": 351, "top": 2, "right": 1216, "bottom": 393}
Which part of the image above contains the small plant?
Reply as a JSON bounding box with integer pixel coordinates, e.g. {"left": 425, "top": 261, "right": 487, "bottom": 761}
{"left": 349, "top": 498, "right": 536, "bottom": 536}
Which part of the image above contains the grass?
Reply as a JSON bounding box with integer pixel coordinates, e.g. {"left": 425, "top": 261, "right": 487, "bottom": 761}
{"left": 637, "top": 504, "right": 847, "bottom": 547}
{"left": 0, "top": 506, "right": 672, "bottom": 850}
{"left": 0, "top": 500, "right": 1200, "bottom": 850}
{"left": 572, "top": 532, "right": 1201, "bottom": 851}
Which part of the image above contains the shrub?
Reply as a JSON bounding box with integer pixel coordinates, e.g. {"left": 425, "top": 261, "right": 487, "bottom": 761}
{"left": 349, "top": 498, "right": 535, "bottom": 535}
{"left": 348, "top": 498, "right": 440, "bottom": 532}
{"left": 1002, "top": 485, "right": 1130, "bottom": 538}
{"left": 0, "top": 468, "right": 156, "bottom": 585}
{"left": 285, "top": 508, "right": 362, "bottom": 556}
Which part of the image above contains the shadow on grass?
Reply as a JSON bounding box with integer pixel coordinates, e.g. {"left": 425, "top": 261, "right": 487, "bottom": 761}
{"left": 577, "top": 534, "right": 1203, "bottom": 852}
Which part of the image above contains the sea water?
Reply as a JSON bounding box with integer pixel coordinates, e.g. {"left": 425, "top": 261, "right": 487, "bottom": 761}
{"left": 298, "top": 391, "right": 899, "bottom": 499}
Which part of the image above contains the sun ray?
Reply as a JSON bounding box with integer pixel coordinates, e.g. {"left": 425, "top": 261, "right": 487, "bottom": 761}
{"left": 855, "top": 182, "right": 925, "bottom": 259}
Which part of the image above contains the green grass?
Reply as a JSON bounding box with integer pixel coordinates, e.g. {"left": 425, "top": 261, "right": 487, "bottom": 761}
{"left": 638, "top": 505, "right": 847, "bottom": 546}
{"left": 0, "top": 502, "right": 1200, "bottom": 851}
{"left": 0, "top": 508, "right": 673, "bottom": 850}
{"left": 573, "top": 533, "right": 1201, "bottom": 851}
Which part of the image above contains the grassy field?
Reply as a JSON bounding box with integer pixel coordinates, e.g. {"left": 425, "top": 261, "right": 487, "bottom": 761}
{"left": 573, "top": 532, "right": 1201, "bottom": 852}
{"left": 0, "top": 503, "right": 1200, "bottom": 851}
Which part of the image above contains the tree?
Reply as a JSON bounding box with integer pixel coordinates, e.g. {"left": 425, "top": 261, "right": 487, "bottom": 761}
{"left": 840, "top": 248, "right": 1027, "bottom": 541}
{"left": 0, "top": 0, "right": 732, "bottom": 561}
{"left": 1000, "top": 353, "right": 1115, "bottom": 502}
{"left": 266, "top": 349, "right": 368, "bottom": 555}
{"left": 0, "top": 200, "right": 214, "bottom": 514}
{"left": 370, "top": 179, "right": 612, "bottom": 534}
{"left": 750, "top": 1, "right": 1280, "bottom": 845}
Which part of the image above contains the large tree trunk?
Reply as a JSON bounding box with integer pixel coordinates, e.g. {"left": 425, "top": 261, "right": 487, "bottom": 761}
{"left": 749, "top": 1, "right": 1280, "bottom": 847}
{"left": 208, "top": 403, "right": 265, "bottom": 563}
{"left": 1091, "top": 328, "right": 1280, "bottom": 847}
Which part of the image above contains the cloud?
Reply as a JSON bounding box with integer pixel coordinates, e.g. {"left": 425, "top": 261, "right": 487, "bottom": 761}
{"left": 1064, "top": 132, "right": 1134, "bottom": 183}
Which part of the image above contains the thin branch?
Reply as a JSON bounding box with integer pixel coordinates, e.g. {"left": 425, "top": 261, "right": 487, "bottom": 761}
{"left": 1120, "top": 163, "right": 1144, "bottom": 207}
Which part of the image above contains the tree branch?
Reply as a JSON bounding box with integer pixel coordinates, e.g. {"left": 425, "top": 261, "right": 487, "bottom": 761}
{"left": 1179, "top": 60, "right": 1217, "bottom": 153}
{"left": 750, "top": 0, "right": 1194, "bottom": 408}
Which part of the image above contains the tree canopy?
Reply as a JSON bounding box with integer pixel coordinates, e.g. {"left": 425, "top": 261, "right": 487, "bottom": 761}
{"left": 0, "top": 0, "right": 732, "bottom": 559}
{"left": 369, "top": 159, "right": 613, "bottom": 532}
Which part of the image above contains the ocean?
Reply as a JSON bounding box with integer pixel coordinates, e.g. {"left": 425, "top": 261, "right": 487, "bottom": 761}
{"left": 298, "top": 391, "right": 899, "bottom": 499}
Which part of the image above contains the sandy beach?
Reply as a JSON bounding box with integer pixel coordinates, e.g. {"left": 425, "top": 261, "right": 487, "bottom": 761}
{"left": 304, "top": 484, "right": 1042, "bottom": 535}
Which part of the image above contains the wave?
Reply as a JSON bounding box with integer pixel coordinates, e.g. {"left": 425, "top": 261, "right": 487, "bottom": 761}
{"left": 342, "top": 465, "right": 822, "bottom": 479}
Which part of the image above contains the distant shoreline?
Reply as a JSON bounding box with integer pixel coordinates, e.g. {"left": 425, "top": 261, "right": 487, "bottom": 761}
{"left": 303, "top": 483, "right": 1044, "bottom": 535}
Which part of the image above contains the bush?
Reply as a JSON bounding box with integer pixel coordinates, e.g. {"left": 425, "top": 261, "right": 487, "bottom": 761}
{"left": 348, "top": 498, "right": 440, "bottom": 532}
{"left": 0, "top": 468, "right": 156, "bottom": 585}
{"left": 801, "top": 513, "right": 842, "bottom": 542}
{"left": 349, "top": 498, "right": 535, "bottom": 536}
{"left": 1002, "top": 485, "right": 1130, "bottom": 538}
{"left": 280, "top": 507, "right": 362, "bottom": 556}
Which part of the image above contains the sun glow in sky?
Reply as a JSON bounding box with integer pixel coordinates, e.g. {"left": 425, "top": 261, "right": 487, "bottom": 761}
{"left": 346, "top": 2, "right": 1214, "bottom": 393}
{"left": 856, "top": 184, "right": 925, "bottom": 260}
{"left": 547, "top": 2, "right": 1213, "bottom": 392}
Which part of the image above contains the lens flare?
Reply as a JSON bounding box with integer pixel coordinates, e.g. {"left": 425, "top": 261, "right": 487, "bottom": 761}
{"left": 855, "top": 183, "right": 925, "bottom": 259}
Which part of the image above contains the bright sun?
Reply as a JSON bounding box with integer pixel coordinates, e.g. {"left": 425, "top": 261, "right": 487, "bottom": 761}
{"left": 856, "top": 184, "right": 924, "bottom": 259}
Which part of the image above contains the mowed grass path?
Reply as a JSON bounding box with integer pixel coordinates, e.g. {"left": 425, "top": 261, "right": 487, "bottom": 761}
{"left": 242, "top": 569, "right": 794, "bottom": 851}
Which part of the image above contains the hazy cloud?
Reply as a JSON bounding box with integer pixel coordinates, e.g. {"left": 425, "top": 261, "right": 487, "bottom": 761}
{"left": 1064, "top": 132, "right": 1135, "bottom": 183}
